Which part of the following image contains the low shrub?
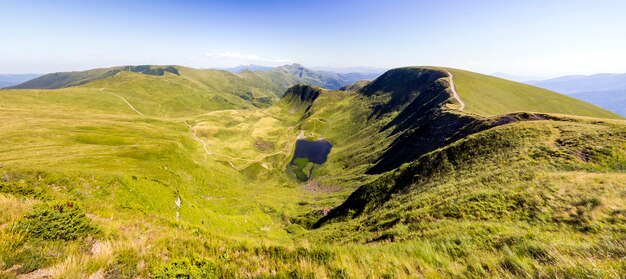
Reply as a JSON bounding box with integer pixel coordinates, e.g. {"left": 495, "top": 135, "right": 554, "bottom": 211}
{"left": 152, "top": 257, "right": 222, "bottom": 279}
{"left": 14, "top": 201, "right": 98, "bottom": 241}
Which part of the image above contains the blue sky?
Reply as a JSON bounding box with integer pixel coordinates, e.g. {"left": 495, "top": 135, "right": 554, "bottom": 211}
{"left": 1, "top": 0, "right": 625, "bottom": 77}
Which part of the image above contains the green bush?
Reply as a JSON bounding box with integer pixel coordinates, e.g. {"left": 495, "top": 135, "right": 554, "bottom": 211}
{"left": 14, "top": 202, "right": 98, "bottom": 241}
{"left": 152, "top": 257, "right": 222, "bottom": 279}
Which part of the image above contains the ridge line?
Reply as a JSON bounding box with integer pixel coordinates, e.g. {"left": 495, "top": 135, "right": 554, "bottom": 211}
{"left": 444, "top": 70, "right": 465, "bottom": 111}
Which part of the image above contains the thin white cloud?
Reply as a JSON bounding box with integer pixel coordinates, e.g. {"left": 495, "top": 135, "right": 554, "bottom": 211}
{"left": 205, "top": 52, "right": 291, "bottom": 64}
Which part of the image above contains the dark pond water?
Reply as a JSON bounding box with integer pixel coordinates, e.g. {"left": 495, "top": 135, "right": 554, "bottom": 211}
{"left": 291, "top": 139, "right": 332, "bottom": 164}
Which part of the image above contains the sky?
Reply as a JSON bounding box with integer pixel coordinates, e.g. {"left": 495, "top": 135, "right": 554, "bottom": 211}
{"left": 1, "top": 0, "right": 625, "bottom": 78}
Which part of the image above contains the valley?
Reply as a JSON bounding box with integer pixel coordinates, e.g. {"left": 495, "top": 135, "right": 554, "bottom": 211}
{"left": 0, "top": 65, "right": 624, "bottom": 278}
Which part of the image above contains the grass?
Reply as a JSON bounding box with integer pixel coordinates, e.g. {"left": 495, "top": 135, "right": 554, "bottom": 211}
{"left": 315, "top": 118, "right": 626, "bottom": 277}
{"left": 0, "top": 71, "right": 329, "bottom": 277}
{"left": 446, "top": 67, "right": 624, "bottom": 119}
{"left": 0, "top": 66, "right": 624, "bottom": 278}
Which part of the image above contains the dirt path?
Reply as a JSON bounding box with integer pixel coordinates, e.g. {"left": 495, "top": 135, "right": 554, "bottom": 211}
{"left": 224, "top": 139, "right": 293, "bottom": 171}
{"left": 99, "top": 88, "right": 144, "bottom": 116}
{"left": 183, "top": 110, "right": 300, "bottom": 171}
{"left": 183, "top": 120, "right": 280, "bottom": 171}
{"left": 183, "top": 121, "right": 212, "bottom": 156}
{"left": 443, "top": 70, "right": 465, "bottom": 111}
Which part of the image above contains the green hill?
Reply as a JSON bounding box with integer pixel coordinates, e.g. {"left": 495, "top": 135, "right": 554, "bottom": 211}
{"left": 314, "top": 117, "right": 626, "bottom": 277}
{"left": 0, "top": 65, "right": 624, "bottom": 278}
{"left": 256, "top": 63, "right": 381, "bottom": 90}
{"left": 0, "top": 72, "right": 259, "bottom": 118}
{"left": 286, "top": 67, "right": 621, "bottom": 175}
{"left": 6, "top": 65, "right": 181, "bottom": 90}
{"left": 446, "top": 68, "right": 622, "bottom": 118}
{"left": 2, "top": 66, "right": 288, "bottom": 116}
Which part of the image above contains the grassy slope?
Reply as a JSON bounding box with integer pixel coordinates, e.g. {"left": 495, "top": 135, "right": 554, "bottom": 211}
{"left": 284, "top": 68, "right": 626, "bottom": 277}
{"left": 1, "top": 69, "right": 423, "bottom": 277}
{"left": 315, "top": 117, "right": 626, "bottom": 277}
{"left": 0, "top": 73, "right": 254, "bottom": 118}
{"left": 256, "top": 64, "right": 339, "bottom": 90}
{"left": 1, "top": 66, "right": 625, "bottom": 278}
{"left": 176, "top": 67, "right": 284, "bottom": 105}
{"left": 6, "top": 67, "right": 122, "bottom": 89}
{"left": 7, "top": 64, "right": 352, "bottom": 103}
{"left": 0, "top": 73, "right": 323, "bottom": 277}
{"left": 8, "top": 65, "right": 286, "bottom": 110}
{"left": 447, "top": 68, "right": 623, "bottom": 119}
{"left": 0, "top": 94, "right": 305, "bottom": 238}
{"left": 267, "top": 86, "right": 392, "bottom": 183}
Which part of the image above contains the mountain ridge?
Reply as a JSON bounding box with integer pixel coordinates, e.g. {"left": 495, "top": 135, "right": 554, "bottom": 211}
{"left": 7, "top": 63, "right": 382, "bottom": 92}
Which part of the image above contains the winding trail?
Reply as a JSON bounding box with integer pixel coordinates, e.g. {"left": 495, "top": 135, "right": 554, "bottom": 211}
{"left": 99, "top": 88, "right": 144, "bottom": 116}
{"left": 183, "top": 121, "right": 212, "bottom": 156}
{"left": 443, "top": 70, "right": 465, "bottom": 111}
{"left": 182, "top": 119, "right": 294, "bottom": 171}
{"left": 228, "top": 139, "right": 293, "bottom": 171}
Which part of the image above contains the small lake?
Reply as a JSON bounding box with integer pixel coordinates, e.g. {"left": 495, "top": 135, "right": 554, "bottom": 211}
{"left": 291, "top": 139, "right": 332, "bottom": 164}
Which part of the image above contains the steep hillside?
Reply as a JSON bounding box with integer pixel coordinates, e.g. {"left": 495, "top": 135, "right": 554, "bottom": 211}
{"left": 268, "top": 66, "right": 623, "bottom": 180}
{"left": 273, "top": 67, "right": 626, "bottom": 277}
{"left": 318, "top": 117, "right": 626, "bottom": 228}
{"left": 313, "top": 117, "right": 626, "bottom": 277}
{"left": 279, "top": 84, "right": 324, "bottom": 117}
{"left": 340, "top": 80, "right": 369, "bottom": 91}
{"left": 447, "top": 68, "right": 622, "bottom": 119}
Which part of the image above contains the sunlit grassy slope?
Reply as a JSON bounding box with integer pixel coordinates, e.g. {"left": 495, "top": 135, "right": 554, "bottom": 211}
{"left": 0, "top": 65, "right": 625, "bottom": 278}
{"left": 0, "top": 79, "right": 335, "bottom": 277}
{"left": 0, "top": 74, "right": 251, "bottom": 117}
{"left": 315, "top": 117, "right": 626, "bottom": 277}
{"left": 447, "top": 68, "right": 623, "bottom": 119}
{"left": 6, "top": 65, "right": 294, "bottom": 110}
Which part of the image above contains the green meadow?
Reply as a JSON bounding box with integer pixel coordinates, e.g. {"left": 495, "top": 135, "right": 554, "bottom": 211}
{"left": 0, "top": 66, "right": 624, "bottom": 278}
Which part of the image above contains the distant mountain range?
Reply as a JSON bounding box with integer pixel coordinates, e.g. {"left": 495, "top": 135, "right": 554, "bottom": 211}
{"left": 218, "top": 63, "right": 383, "bottom": 90}
{"left": 0, "top": 74, "right": 41, "bottom": 88}
{"left": 309, "top": 66, "right": 388, "bottom": 74}
{"left": 217, "top": 64, "right": 275, "bottom": 73}
{"left": 218, "top": 64, "right": 387, "bottom": 75}
{"left": 527, "top": 73, "right": 626, "bottom": 116}
{"left": 7, "top": 63, "right": 383, "bottom": 91}
{"left": 261, "top": 63, "right": 382, "bottom": 90}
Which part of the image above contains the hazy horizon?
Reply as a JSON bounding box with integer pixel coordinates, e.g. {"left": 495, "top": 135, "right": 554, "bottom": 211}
{"left": 2, "top": 0, "right": 625, "bottom": 77}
